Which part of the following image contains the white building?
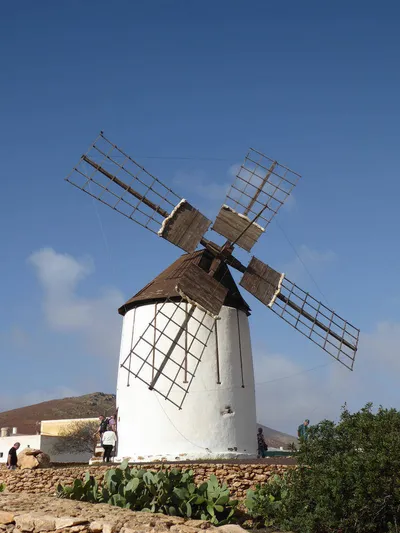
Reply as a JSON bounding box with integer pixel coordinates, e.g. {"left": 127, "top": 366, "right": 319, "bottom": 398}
{"left": 0, "top": 418, "right": 97, "bottom": 464}
{"left": 116, "top": 250, "right": 258, "bottom": 461}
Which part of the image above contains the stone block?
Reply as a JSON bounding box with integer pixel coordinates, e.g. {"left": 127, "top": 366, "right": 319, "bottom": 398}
{"left": 33, "top": 516, "right": 56, "bottom": 532}
{"left": 169, "top": 526, "right": 200, "bottom": 533}
{"left": 217, "top": 526, "right": 247, "bottom": 533}
{"left": 89, "top": 522, "right": 103, "bottom": 532}
{"left": 0, "top": 513, "right": 14, "bottom": 525}
{"left": 184, "top": 520, "right": 211, "bottom": 530}
{"left": 55, "top": 518, "right": 89, "bottom": 530}
{"left": 102, "top": 523, "right": 118, "bottom": 533}
{"left": 15, "top": 514, "right": 35, "bottom": 532}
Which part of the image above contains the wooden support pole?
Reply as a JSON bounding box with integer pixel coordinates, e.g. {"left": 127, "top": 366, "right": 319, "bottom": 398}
{"left": 149, "top": 305, "right": 196, "bottom": 391}
{"left": 82, "top": 155, "right": 169, "bottom": 218}
{"left": 243, "top": 161, "right": 277, "bottom": 216}
{"left": 276, "top": 293, "right": 355, "bottom": 352}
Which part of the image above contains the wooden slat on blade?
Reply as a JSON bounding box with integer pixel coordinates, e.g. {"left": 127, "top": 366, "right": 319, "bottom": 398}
{"left": 176, "top": 264, "right": 228, "bottom": 317}
{"left": 240, "top": 257, "right": 283, "bottom": 306}
{"left": 212, "top": 205, "right": 264, "bottom": 252}
{"left": 159, "top": 200, "right": 211, "bottom": 253}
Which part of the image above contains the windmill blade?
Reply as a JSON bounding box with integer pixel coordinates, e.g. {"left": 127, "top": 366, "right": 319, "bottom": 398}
{"left": 175, "top": 262, "right": 228, "bottom": 318}
{"left": 120, "top": 296, "right": 216, "bottom": 409}
{"left": 240, "top": 257, "right": 360, "bottom": 370}
{"left": 212, "top": 149, "right": 301, "bottom": 252}
{"left": 119, "top": 262, "right": 227, "bottom": 409}
{"left": 65, "top": 132, "right": 211, "bottom": 253}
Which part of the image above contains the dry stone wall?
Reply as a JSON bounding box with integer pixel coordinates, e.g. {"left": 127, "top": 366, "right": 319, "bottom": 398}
{"left": 0, "top": 463, "right": 292, "bottom": 500}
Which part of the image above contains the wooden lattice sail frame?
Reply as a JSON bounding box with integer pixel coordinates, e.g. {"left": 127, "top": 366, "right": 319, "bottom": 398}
{"left": 66, "top": 131, "right": 360, "bottom": 408}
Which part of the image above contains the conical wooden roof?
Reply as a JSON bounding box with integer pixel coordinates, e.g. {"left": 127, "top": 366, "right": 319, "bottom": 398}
{"left": 118, "top": 249, "right": 251, "bottom": 316}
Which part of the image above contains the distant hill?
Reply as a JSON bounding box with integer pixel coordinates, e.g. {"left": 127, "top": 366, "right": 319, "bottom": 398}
{"left": 0, "top": 392, "right": 115, "bottom": 435}
{"left": 258, "top": 424, "right": 297, "bottom": 449}
{"left": 0, "top": 392, "right": 296, "bottom": 448}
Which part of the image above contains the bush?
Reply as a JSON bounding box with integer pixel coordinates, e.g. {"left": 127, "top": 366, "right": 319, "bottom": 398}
{"left": 245, "top": 474, "right": 289, "bottom": 528}
{"left": 246, "top": 403, "right": 400, "bottom": 533}
{"left": 0, "top": 483, "right": 5, "bottom": 492}
{"left": 57, "top": 461, "right": 237, "bottom": 525}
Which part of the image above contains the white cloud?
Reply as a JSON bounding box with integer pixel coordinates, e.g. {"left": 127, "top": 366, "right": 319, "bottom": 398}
{"left": 254, "top": 318, "right": 400, "bottom": 435}
{"left": 0, "top": 326, "right": 30, "bottom": 349}
{"left": 28, "top": 248, "right": 124, "bottom": 358}
{"left": 173, "top": 161, "right": 297, "bottom": 219}
{"left": 173, "top": 171, "right": 230, "bottom": 203}
{"left": 360, "top": 321, "right": 400, "bottom": 372}
{"left": 254, "top": 352, "right": 343, "bottom": 434}
{"left": 228, "top": 163, "right": 241, "bottom": 177}
{"left": 10, "top": 326, "right": 30, "bottom": 349}
{"left": 283, "top": 244, "right": 336, "bottom": 281}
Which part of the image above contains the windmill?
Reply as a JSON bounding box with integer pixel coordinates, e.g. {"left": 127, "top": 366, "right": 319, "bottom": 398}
{"left": 66, "top": 132, "right": 359, "bottom": 461}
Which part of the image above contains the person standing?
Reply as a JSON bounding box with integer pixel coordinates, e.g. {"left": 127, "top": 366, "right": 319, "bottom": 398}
{"left": 257, "top": 428, "right": 268, "bottom": 458}
{"left": 102, "top": 426, "right": 117, "bottom": 463}
{"left": 297, "top": 419, "right": 310, "bottom": 440}
{"left": 108, "top": 414, "right": 117, "bottom": 432}
{"left": 7, "top": 442, "right": 20, "bottom": 470}
{"left": 95, "top": 415, "right": 108, "bottom": 444}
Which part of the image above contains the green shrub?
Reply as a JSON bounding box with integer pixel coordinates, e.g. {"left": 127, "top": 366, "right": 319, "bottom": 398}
{"left": 246, "top": 403, "right": 400, "bottom": 533}
{"left": 57, "top": 461, "right": 237, "bottom": 525}
{"left": 245, "top": 474, "right": 289, "bottom": 528}
{"left": 0, "top": 483, "right": 5, "bottom": 492}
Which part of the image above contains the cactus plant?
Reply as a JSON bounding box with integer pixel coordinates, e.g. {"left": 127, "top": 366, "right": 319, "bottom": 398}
{"left": 56, "top": 461, "right": 237, "bottom": 525}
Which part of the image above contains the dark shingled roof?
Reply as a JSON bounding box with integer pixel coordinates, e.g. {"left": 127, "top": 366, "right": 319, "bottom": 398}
{"left": 118, "top": 249, "right": 251, "bottom": 316}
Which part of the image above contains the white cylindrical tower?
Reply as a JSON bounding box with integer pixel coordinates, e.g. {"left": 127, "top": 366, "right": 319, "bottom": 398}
{"left": 116, "top": 250, "right": 257, "bottom": 461}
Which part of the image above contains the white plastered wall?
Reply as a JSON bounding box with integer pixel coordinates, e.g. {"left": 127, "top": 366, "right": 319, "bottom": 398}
{"left": 0, "top": 435, "right": 93, "bottom": 464}
{"left": 116, "top": 303, "right": 257, "bottom": 461}
{"left": 0, "top": 435, "right": 41, "bottom": 463}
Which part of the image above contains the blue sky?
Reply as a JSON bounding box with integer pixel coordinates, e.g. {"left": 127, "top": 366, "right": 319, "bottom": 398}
{"left": 1, "top": 1, "right": 400, "bottom": 434}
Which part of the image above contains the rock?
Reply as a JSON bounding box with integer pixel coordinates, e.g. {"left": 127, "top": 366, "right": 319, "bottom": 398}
{"left": 18, "top": 455, "right": 39, "bottom": 470}
{"left": 169, "top": 527, "right": 200, "bottom": 533}
{"left": 184, "top": 521, "right": 211, "bottom": 530}
{"left": 0, "top": 513, "right": 14, "bottom": 525}
{"left": 102, "top": 523, "right": 117, "bottom": 533}
{"left": 24, "top": 449, "right": 41, "bottom": 457}
{"left": 217, "top": 526, "right": 247, "bottom": 533}
{"left": 89, "top": 522, "right": 103, "bottom": 532}
{"left": 17, "top": 449, "right": 51, "bottom": 470}
{"left": 32, "top": 515, "right": 56, "bottom": 531}
{"left": 55, "top": 518, "right": 89, "bottom": 529}
{"left": 15, "top": 514, "right": 35, "bottom": 532}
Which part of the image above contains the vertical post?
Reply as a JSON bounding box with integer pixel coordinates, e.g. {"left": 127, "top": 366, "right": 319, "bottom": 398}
{"left": 215, "top": 321, "right": 221, "bottom": 384}
{"left": 183, "top": 301, "right": 188, "bottom": 383}
{"left": 152, "top": 303, "right": 157, "bottom": 381}
{"left": 127, "top": 308, "right": 136, "bottom": 387}
{"left": 236, "top": 309, "right": 245, "bottom": 388}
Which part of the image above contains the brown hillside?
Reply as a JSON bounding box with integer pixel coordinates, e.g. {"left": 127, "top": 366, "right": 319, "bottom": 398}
{"left": 0, "top": 392, "right": 296, "bottom": 448}
{"left": 258, "top": 424, "right": 297, "bottom": 449}
{"left": 0, "top": 392, "right": 116, "bottom": 435}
